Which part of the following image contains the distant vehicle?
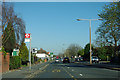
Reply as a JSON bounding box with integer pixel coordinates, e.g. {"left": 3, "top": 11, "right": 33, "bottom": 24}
{"left": 75, "top": 58, "right": 80, "bottom": 62}
{"left": 56, "top": 56, "right": 59, "bottom": 59}
{"left": 55, "top": 58, "right": 60, "bottom": 63}
{"left": 92, "top": 56, "right": 99, "bottom": 63}
{"left": 63, "top": 57, "right": 70, "bottom": 63}
{"left": 61, "top": 58, "right": 63, "bottom": 62}
{"left": 79, "top": 57, "right": 83, "bottom": 61}
{"left": 75, "top": 57, "right": 83, "bottom": 62}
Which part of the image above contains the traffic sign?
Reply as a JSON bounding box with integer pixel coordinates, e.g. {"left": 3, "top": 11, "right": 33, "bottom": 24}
{"left": 12, "top": 49, "right": 19, "bottom": 56}
{"left": 50, "top": 52, "right": 53, "bottom": 55}
{"left": 25, "top": 38, "right": 30, "bottom": 42}
{"left": 32, "top": 48, "right": 37, "bottom": 53}
{"left": 25, "top": 33, "right": 30, "bottom": 38}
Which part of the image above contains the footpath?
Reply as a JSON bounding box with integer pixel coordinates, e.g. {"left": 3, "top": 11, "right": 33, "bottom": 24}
{"left": 88, "top": 63, "right": 120, "bottom": 71}
{"left": 2, "top": 61, "right": 52, "bottom": 79}
{"left": 76, "top": 61, "right": 120, "bottom": 71}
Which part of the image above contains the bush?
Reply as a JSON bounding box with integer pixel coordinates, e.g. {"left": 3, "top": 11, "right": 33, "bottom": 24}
{"left": 37, "top": 58, "right": 42, "bottom": 62}
{"left": 110, "top": 56, "right": 120, "bottom": 64}
{"left": 9, "top": 56, "right": 21, "bottom": 70}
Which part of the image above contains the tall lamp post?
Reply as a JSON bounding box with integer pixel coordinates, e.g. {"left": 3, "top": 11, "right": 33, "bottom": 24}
{"left": 77, "top": 18, "right": 102, "bottom": 64}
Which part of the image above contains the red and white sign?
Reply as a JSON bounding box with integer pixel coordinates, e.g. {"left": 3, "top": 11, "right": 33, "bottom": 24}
{"left": 25, "top": 33, "right": 30, "bottom": 38}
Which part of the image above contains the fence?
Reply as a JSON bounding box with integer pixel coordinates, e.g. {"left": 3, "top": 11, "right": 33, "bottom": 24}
{"left": 0, "top": 52, "right": 9, "bottom": 73}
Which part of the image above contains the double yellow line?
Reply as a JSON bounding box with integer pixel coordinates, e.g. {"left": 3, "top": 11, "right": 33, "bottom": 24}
{"left": 52, "top": 69, "right": 61, "bottom": 72}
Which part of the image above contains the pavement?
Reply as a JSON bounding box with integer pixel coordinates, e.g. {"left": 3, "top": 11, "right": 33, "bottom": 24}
{"left": 74, "top": 61, "right": 120, "bottom": 71}
{"left": 2, "top": 61, "right": 52, "bottom": 79}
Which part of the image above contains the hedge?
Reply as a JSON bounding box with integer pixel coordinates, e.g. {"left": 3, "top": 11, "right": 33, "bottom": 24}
{"left": 9, "top": 56, "right": 21, "bottom": 70}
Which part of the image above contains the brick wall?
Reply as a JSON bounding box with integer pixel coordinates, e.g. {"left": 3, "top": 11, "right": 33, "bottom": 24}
{"left": 0, "top": 52, "right": 9, "bottom": 73}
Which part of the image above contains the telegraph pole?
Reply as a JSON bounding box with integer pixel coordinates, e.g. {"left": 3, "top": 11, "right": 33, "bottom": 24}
{"left": 76, "top": 18, "right": 102, "bottom": 64}
{"left": 29, "top": 34, "right": 31, "bottom": 70}
{"left": 89, "top": 20, "right": 92, "bottom": 64}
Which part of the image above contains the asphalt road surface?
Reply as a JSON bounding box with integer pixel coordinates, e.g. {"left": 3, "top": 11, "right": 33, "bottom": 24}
{"left": 32, "top": 61, "right": 119, "bottom": 79}
{"left": 2, "top": 61, "right": 120, "bottom": 80}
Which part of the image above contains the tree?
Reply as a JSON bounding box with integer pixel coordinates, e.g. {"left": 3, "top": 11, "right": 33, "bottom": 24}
{"left": 83, "top": 43, "right": 94, "bottom": 60}
{"left": 2, "top": 3, "right": 25, "bottom": 47}
{"left": 96, "top": 3, "right": 120, "bottom": 56}
{"left": 19, "top": 43, "right": 29, "bottom": 62}
{"left": 58, "top": 53, "right": 64, "bottom": 58}
{"left": 77, "top": 49, "right": 84, "bottom": 57}
{"left": 65, "top": 44, "right": 82, "bottom": 57}
{"left": 3, "top": 22, "right": 16, "bottom": 54}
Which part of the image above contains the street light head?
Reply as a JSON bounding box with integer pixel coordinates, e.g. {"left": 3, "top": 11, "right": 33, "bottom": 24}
{"left": 98, "top": 18, "right": 103, "bottom": 20}
{"left": 77, "top": 19, "right": 81, "bottom": 21}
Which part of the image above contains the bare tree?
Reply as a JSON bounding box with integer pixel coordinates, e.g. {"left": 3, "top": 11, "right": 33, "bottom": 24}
{"left": 64, "top": 44, "right": 82, "bottom": 57}
{"left": 2, "top": 3, "right": 25, "bottom": 46}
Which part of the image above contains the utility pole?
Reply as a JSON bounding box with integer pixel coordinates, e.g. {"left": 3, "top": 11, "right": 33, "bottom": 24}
{"left": 76, "top": 18, "right": 102, "bottom": 64}
{"left": 89, "top": 20, "right": 92, "bottom": 64}
{"left": 29, "top": 34, "right": 31, "bottom": 70}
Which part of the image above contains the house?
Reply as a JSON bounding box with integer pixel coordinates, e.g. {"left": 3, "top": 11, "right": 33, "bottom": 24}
{"left": 36, "top": 48, "right": 49, "bottom": 60}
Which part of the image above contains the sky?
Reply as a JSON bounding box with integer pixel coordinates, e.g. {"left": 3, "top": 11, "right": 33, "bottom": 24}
{"left": 12, "top": 2, "right": 110, "bottom": 55}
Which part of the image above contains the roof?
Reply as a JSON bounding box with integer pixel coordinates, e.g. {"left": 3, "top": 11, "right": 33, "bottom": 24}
{"left": 37, "top": 48, "right": 47, "bottom": 54}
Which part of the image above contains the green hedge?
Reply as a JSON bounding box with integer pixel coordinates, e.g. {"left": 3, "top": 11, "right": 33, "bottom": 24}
{"left": 9, "top": 56, "right": 21, "bottom": 70}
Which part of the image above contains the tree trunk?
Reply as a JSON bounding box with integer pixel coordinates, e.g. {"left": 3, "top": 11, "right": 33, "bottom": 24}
{"left": 115, "top": 40, "right": 118, "bottom": 56}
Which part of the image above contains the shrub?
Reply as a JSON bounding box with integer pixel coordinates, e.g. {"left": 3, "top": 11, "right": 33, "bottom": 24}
{"left": 9, "top": 56, "right": 21, "bottom": 70}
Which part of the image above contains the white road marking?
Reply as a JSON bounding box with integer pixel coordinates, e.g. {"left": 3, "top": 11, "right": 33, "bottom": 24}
{"left": 80, "top": 74, "right": 83, "bottom": 76}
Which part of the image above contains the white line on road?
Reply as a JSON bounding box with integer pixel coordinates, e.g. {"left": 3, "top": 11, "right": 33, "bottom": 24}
{"left": 80, "top": 74, "right": 83, "bottom": 76}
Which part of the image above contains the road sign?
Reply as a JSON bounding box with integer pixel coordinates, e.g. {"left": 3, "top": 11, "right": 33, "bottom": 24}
{"left": 50, "top": 52, "right": 53, "bottom": 55}
{"left": 32, "top": 48, "right": 37, "bottom": 53}
{"left": 25, "top": 38, "right": 30, "bottom": 42}
{"left": 25, "top": 33, "right": 30, "bottom": 38}
{"left": 12, "top": 49, "right": 19, "bottom": 56}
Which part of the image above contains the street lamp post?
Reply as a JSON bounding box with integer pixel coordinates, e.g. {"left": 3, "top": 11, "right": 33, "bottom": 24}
{"left": 77, "top": 18, "right": 102, "bottom": 64}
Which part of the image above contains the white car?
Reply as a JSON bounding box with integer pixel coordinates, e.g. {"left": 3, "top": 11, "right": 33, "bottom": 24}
{"left": 61, "top": 58, "right": 63, "bottom": 62}
{"left": 92, "top": 56, "right": 99, "bottom": 63}
{"left": 55, "top": 59, "right": 60, "bottom": 63}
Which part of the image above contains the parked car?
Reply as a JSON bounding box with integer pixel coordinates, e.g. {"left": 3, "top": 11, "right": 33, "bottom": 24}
{"left": 79, "top": 57, "right": 83, "bottom": 61}
{"left": 75, "top": 58, "right": 80, "bottom": 62}
{"left": 75, "top": 57, "right": 83, "bottom": 62}
{"left": 55, "top": 58, "right": 60, "bottom": 63}
{"left": 92, "top": 56, "right": 99, "bottom": 63}
{"left": 61, "top": 58, "right": 63, "bottom": 62}
{"left": 63, "top": 57, "right": 70, "bottom": 63}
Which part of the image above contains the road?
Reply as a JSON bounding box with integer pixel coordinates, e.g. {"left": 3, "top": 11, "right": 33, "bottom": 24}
{"left": 2, "top": 61, "right": 120, "bottom": 80}
{"left": 32, "top": 61, "right": 119, "bottom": 79}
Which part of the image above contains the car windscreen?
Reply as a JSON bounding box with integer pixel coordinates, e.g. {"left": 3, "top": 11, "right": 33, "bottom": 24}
{"left": 92, "top": 56, "right": 98, "bottom": 59}
{"left": 64, "top": 57, "right": 69, "bottom": 59}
